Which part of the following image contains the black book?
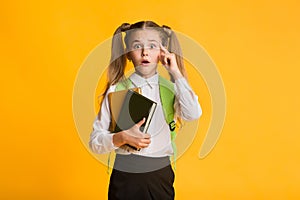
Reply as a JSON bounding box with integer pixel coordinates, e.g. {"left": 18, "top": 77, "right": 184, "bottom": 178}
{"left": 108, "top": 89, "right": 157, "bottom": 150}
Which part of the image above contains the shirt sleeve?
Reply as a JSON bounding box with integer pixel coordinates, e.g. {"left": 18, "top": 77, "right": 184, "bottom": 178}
{"left": 174, "top": 77, "right": 202, "bottom": 121}
{"left": 89, "top": 85, "right": 119, "bottom": 154}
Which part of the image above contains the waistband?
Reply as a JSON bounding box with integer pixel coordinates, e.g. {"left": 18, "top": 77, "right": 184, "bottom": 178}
{"left": 113, "top": 154, "right": 170, "bottom": 173}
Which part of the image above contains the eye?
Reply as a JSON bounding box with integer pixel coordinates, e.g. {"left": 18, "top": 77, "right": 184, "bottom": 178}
{"left": 133, "top": 44, "right": 142, "bottom": 49}
{"left": 149, "top": 43, "right": 157, "bottom": 49}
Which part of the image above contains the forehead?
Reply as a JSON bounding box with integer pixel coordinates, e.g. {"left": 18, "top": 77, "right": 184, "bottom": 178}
{"left": 126, "top": 29, "right": 162, "bottom": 43}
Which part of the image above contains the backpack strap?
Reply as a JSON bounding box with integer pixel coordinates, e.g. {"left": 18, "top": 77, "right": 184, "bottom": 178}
{"left": 158, "top": 76, "right": 175, "bottom": 127}
{"left": 115, "top": 78, "right": 131, "bottom": 91}
{"left": 158, "top": 76, "right": 177, "bottom": 168}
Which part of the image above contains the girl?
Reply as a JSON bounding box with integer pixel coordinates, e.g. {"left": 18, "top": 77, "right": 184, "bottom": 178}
{"left": 89, "top": 21, "right": 202, "bottom": 200}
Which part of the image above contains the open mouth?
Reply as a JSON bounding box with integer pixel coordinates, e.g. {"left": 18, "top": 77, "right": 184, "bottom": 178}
{"left": 141, "top": 60, "right": 150, "bottom": 65}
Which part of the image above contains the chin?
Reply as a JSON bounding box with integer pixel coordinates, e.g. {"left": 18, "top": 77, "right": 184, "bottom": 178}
{"left": 135, "top": 65, "right": 157, "bottom": 78}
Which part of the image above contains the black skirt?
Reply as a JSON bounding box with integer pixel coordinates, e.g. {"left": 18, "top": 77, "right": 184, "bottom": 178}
{"left": 108, "top": 154, "right": 175, "bottom": 200}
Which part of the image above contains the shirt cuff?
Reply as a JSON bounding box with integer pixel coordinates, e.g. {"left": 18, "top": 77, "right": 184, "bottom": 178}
{"left": 110, "top": 134, "right": 119, "bottom": 150}
{"left": 92, "top": 132, "right": 118, "bottom": 152}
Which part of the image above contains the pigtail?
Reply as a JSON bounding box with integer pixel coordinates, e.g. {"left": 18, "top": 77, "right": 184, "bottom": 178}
{"left": 98, "top": 23, "right": 130, "bottom": 120}
{"left": 108, "top": 23, "right": 131, "bottom": 86}
{"left": 162, "top": 25, "right": 188, "bottom": 82}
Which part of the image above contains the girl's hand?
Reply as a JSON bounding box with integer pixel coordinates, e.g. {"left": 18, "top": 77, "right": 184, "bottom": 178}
{"left": 113, "top": 118, "right": 151, "bottom": 150}
{"left": 160, "top": 43, "right": 183, "bottom": 80}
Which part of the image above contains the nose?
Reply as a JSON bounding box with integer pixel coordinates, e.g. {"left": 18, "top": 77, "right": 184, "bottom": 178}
{"left": 141, "top": 48, "right": 149, "bottom": 56}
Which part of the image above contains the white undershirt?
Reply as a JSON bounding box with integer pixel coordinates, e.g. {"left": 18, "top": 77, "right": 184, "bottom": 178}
{"left": 89, "top": 73, "right": 202, "bottom": 157}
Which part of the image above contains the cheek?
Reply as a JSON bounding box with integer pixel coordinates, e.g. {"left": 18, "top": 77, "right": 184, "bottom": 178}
{"left": 129, "top": 51, "right": 139, "bottom": 60}
{"left": 153, "top": 51, "right": 162, "bottom": 61}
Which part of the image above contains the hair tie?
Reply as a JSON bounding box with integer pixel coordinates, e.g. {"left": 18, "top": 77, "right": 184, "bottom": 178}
{"left": 121, "top": 23, "right": 131, "bottom": 32}
{"left": 162, "top": 25, "right": 172, "bottom": 37}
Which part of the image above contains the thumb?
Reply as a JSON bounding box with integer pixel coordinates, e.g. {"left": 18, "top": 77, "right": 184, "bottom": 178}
{"left": 135, "top": 117, "right": 146, "bottom": 127}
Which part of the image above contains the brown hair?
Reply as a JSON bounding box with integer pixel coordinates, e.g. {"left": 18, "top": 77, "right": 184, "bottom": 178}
{"left": 99, "top": 21, "right": 187, "bottom": 120}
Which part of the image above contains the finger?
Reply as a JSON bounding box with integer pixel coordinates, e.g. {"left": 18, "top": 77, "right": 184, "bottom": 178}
{"left": 139, "top": 143, "right": 149, "bottom": 148}
{"left": 143, "top": 133, "right": 151, "bottom": 139}
{"left": 138, "top": 140, "right": 151, "bottom": 148}
{"left": 165, "top": 56, "right": 169, "bottom": 65}
{"left": 162, "top": 56, "right": 170, "bottom": 67}
{"left": 160, "top": 53, "right": 167, "bottom": 65}
{"left": 160, "top": 53, "right": 169, "bottom": 66}
{"left": 135, "top": 117, "right": 146, "bottom": 127}
{"left": 141, "top": 138, "right": 151, "bottom": 144}
{"left": 160, "top": 43, "right": 170, "bottom": 54}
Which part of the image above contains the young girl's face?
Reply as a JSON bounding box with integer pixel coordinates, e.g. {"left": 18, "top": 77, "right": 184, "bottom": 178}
{"left": 126, "top": 29, "right": 162, "bottom": 79}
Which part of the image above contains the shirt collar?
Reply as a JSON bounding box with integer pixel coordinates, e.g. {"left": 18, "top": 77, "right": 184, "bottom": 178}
{"left": 129, "top": 72, "right": 159, "bottom": 87}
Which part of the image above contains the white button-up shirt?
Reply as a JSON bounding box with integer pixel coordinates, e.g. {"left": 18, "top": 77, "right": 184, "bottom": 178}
{"left": 89, "top": 73, "right": 202, "bottom": 157}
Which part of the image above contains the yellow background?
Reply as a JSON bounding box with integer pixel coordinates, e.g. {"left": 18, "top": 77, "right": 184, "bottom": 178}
{"left": 1, "top": 0, "right": 299, "bottom": 199}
